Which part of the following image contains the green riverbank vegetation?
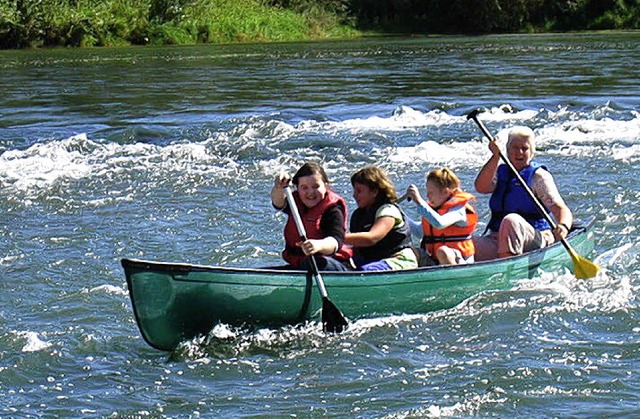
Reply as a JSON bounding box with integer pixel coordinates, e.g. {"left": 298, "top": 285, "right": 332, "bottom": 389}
{"left": 1, "top": 0, "right": 639, "bottom": 49}
{"left": 0, "top": 0, "right": 358, "bottom": 48}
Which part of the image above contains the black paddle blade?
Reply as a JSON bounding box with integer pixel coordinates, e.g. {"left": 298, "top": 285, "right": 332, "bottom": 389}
{"left": 322, "top": 297, "right": 348, "bottom": 333}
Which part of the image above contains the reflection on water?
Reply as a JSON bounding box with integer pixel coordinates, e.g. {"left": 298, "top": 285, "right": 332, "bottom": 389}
{"left": 0, "top": 32, "right": 639, "bottom": 416}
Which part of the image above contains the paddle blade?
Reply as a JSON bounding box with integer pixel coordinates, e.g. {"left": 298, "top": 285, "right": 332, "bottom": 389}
{"left": 322, "top": 297, "right": 348, "bottom": 333}
{"left": 571, "top": 253, "right": 600, "bottom": 279}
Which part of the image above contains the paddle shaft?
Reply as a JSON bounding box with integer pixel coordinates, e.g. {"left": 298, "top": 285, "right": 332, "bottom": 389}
{"left": 283, "top": 186, "right": 329, "bottom": 298}
{"left": 396, "top": 192, "right": 411, "bottom": 203}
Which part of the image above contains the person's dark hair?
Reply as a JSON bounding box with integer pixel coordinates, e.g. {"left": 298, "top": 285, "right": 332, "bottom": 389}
{"left": 292, "top": 162, "right": 329, "bottom": 186}
{"left": 350, "top": 166, "right": 397, "bottom": 204}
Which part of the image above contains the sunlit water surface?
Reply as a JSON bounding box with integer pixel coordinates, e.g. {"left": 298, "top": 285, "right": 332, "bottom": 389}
{"left": 1, "top": 33, "right": 639, "bottom": 416}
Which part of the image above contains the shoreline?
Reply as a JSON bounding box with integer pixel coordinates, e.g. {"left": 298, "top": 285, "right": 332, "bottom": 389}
{"left": 1, "top": 0, "right": 638, "bottom": 51}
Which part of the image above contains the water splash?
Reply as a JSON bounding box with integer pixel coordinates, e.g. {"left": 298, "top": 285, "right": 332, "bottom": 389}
{"left": 11, "top": 331, "right": 53, "bottom": 352}
{"left": 171, "top": 322, "right": 331, "bottom": 361}
{"left": 1, "top": 104, "right": 636, "bottom": 206}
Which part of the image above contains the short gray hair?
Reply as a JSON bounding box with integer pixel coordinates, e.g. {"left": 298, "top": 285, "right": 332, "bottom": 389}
{"left": 507, "top": 126, "right": 536, "bottom": 153}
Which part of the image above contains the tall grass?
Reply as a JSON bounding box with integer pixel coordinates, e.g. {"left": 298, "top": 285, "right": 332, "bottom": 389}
{"left": 1, "top": 0, "right": 637, "bottom": 49}
{"left": 0, "top": 0, "right": 360, "bottom": 49}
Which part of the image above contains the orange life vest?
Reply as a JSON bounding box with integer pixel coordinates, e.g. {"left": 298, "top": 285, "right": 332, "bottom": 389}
{"left": 421, "top": 191, "right": 478, "bottom": 259}
{"left": 282, "top": 190, "right": 353, "bottom": 268}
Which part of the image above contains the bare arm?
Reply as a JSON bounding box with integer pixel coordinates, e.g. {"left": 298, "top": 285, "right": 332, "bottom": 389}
{"left": 475, "top": 140, "right": 501, "bottom": 194}
{"left": 533, "top": 170, "right": 573, "bottom": 240}
{"left": 345, "top": 216, "right": 396, "bottom": 247}
{"left": 299, "top": 236, "right": 339, "bottom": 256}
{"left": 299, "top": 205, "right": 343, "bottom": 256}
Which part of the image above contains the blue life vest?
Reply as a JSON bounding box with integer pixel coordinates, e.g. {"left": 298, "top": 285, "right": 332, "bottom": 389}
{"left": 487, "top": 162, "right": 552, "bottom": 232}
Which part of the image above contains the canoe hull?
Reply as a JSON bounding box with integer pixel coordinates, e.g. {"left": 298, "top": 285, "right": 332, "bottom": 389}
{"left": 123, "top": 218, "right": 596, "bottom": 351}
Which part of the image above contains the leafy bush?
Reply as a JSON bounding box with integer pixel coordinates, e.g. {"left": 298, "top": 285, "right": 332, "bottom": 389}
{"left": 0, "top": 0, "right": 638, "bottom": 49}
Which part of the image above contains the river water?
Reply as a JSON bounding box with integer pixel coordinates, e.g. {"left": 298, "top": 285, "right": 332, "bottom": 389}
{"left": 1, "top": 32, "right": 639, "bottom": 416}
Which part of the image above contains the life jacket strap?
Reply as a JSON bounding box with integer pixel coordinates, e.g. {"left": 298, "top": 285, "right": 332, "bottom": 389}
{"left": 421, "top": 234, "right": 473, "bottom": 245}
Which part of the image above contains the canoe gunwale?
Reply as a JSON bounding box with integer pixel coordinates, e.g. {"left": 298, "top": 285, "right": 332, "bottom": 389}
{"left": 121, "top": 216, "right": 595, "bottom": 278}
{"left": 121, "top": 217, "right": 596, "bottom": 350}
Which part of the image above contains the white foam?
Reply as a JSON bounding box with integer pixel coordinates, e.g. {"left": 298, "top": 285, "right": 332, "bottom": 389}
{"left": 383, "top": 391, "right": 507, "bottom": 418}
{"left": 388, "top": 139, "right": 488, "bottom": 170}
{"left": 0, "top": 134, "right": 93, "bottom": 192}
{"left": 596, "top": 243, "right": 634, "bottom": 267}
{"left": 297, "top": 106, "right": 463, "bottom": 133}
{"left": 480, "top": 105, "right": 540, "bottom": 123}
{"left": 13, "top": 331, "right": 52, "bottom": 352}
{"left": 524, "top": 269, "right": 633, "bottom": 316}
{"left": 0, "top": 133, "right": 239, "bottom": 202}
{"left": 86, "top": 284, "right": 128, "bottom": 296}
{"left": 2, "top": 105, "right": 638, "bottom": 205}
{"left": 539, "top": 115, "right": 640, "bottom": 145}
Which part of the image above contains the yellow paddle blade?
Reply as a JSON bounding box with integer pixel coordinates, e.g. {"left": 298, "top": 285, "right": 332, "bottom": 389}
{"left": 569, "top": 251, "right": 600, "bottom": 279}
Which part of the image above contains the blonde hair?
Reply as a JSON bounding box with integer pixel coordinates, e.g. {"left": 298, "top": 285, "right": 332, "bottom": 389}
{"left": 426, "top": 167, "right": 461, "bottom": 192}
{"left": 350, "top": 166, "right": 397, "bottom": 204}
{"left": 507, "top": 126, "right": 536, "bottom": 154}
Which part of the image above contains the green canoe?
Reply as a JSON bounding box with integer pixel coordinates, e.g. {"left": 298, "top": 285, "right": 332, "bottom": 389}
{"left": 122, "top": 218, "right": 596, "bottom": 351}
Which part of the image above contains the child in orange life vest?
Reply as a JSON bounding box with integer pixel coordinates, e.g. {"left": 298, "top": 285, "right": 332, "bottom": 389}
{"left": 405, "top": 168, "right": 478, "bottom": 265}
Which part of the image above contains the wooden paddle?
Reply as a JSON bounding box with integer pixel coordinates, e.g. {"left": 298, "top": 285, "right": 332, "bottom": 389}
{"left": 283, "top": 185, "right": 348, "bottom": 332}
{"left": 467, "top": 109, "right": 600, "bottom": 279}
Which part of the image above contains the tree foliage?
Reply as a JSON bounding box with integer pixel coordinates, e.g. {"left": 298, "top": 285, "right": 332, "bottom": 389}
{"left": 346, "top": 0, "right": 639, "bottom": 33}
{"left": 0, "top": 0, "right": 638, "bottom": 49}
